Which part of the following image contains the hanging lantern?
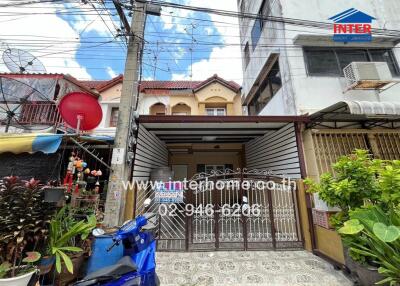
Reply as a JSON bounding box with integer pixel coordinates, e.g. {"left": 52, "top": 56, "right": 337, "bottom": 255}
{"left": 84, "top": 168, "right": 90, "bottom": 174}
{"left": 96, "top": 170, "right": 102, "bottom": 177}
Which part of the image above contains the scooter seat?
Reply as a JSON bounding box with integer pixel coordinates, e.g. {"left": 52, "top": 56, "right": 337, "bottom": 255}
{"left": 85, "top": 256, "right": 138, "bottom": 280}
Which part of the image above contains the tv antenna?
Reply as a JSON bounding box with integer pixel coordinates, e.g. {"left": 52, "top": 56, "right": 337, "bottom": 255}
{"left": 0, "top": 76, "right": 55, "bottom": 132}
{"left": 184, "top": 22, "right": 198, "bottom": 81}
{"left": 2, "top": 48, "right": 46, "bottom": 74}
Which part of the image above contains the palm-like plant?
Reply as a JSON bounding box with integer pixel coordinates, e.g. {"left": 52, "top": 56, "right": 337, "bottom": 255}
{"left": 48, "top": 207, "right": 96, "bottom": 274}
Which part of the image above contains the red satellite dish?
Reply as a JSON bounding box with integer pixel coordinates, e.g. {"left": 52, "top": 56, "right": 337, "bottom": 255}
{"left": 58, "top": 92, "right": 102, "bottom": 131}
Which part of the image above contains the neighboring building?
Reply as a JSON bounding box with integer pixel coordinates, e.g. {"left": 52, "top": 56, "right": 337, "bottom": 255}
{"left": 238, "top": 0, "right": 400, "bottom": 116}
{"left": 0, "top": 73, "right": 99, "bottom": 133}
{"left": 238, "top": 0, "right": 400, "bottom": 265}
{"left": 0, "top": 72, "right": 102, "bottom": 181}
{"left": 82, "top": 74, "right": 243, "bottom": 137}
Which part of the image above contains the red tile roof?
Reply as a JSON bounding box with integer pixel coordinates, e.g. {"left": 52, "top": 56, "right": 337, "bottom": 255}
{"left": 140, "top": 80, "right": 202, "bottom": 90}
{"left": 78, "top": 74, "right": 241, "bottom": 93}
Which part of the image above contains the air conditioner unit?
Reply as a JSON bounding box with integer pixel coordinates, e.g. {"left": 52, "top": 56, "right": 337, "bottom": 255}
{"left": 343, "top": 62, "right": 393, "bottom": 90}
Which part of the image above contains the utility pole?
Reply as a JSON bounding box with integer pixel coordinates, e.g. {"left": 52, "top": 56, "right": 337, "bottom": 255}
{"left": 103, "top": 1, "right": 147, "bottom": 227}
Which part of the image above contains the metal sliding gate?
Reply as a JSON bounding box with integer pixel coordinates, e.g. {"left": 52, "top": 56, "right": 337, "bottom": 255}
{"left": 135, "top": 169, "right": 303, "bottom": 251}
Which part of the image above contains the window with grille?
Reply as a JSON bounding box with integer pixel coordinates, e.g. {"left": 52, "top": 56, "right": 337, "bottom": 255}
{"left": 304, "top": 47, "right": 400, "bottom": 77}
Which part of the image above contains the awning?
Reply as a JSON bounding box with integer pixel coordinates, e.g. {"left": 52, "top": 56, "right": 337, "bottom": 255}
{"left": 309, "top": 101, "right": 400, "bottom": 128}
{"left": 139, "top": 115, "right": 309, "bottom": 143}
{"left": 0, "top": 134, "right": 63, "bottom": 154}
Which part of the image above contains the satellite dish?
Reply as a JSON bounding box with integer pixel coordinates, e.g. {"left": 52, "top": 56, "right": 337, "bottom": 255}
{"left": 58, "top": 92, "right": 102, "bottom": 132}
{"left": 2, "top": 48, "right": 46, "bottom": 73}
{"left": 0, "top": 76, "right": 55, "bottom": 132}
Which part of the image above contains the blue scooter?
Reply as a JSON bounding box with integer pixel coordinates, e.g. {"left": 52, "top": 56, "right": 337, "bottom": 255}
{"left": 74, "top": 202, "right": 159, "bottom": 286}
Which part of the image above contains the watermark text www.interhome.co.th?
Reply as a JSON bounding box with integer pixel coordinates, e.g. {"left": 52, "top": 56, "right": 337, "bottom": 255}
{"left": 121, "top": 176, "right": 297, "bottom": 192}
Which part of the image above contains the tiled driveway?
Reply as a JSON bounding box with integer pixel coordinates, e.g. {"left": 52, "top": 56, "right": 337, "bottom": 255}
{"left": 156, "top": 251, "right": 352, "bottom": 286}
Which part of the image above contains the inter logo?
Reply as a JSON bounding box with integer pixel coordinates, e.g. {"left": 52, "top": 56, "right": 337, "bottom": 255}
{"left": 329, "top": 8, "right": 376, "bottom": 42}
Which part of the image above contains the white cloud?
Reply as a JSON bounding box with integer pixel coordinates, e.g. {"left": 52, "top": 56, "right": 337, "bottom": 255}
{"left": 168, "top": 0, "right": 243, "bottom": 85}
{"left": 0, "top": 2, "right": 92, "bottom": 79}
{"left": 172, "top": 45, "right": 243, "bottom": 82}
{"left": 106, "top": 66, "right": 118, "bottom": 78}
{"left": 66, "top": 3, "right": 113, "bottom": 37}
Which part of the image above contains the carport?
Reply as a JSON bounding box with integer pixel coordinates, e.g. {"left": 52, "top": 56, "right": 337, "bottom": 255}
{"left": 131, "top": 115, "right": 311, "bottom": 251}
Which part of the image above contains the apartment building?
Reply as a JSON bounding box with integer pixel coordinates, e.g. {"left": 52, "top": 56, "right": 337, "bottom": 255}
{"left": 238, "top": 0, "right": 400, "bottom": 264}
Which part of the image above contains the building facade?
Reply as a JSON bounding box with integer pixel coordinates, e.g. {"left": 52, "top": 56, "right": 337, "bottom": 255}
{"left": 85, "top": 74, "right": 243, "bottom": 137}
{"left": 238, "top": 0, "right": 400, "bottom": 116}
{"left": 238, "top": 0, "right": 400, "bottom": 264}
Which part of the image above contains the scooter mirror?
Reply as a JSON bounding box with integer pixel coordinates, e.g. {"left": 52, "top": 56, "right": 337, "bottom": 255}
{"left": 92, "top": 228, "right": 105, "bottom": 237}
{"left": 144, "top": 198, "right": 151, "bottom": 208}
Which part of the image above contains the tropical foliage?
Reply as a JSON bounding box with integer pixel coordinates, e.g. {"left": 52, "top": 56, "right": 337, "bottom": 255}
{"left": 305, "top": 149, "right": 400, "bottom": 227}
{"left": 48, "top": 207, "right": 96, "bottom": 274}
{"left": 0, "top": 251, "right": 41, "bottom": 279}
{"left": 0, "top": 177, "right": 55, "bottom": 277}
{"left": 305, "top": 150, "right": 400, "bottom": 285}
{"left": 339, "top": 206, "right": 400, "bottom": 285}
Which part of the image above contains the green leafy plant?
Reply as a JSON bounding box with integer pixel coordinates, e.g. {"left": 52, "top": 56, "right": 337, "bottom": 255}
{"left": 0, "top": 262, "right": 11, "bottom": 279}
{"left": 0, "top": 176, "right": 56, "bottom": 277}
{"left": 48, "top": 207, "right": 96, "bottom": 274}
{"left": 305, "top": 149, "right": 386, "bottom": 227}
{"left": 338, "top": 206, "right": 400, "bottom": 285}
{"left": 0, "top": 252, "right": 41, "bottom": 279}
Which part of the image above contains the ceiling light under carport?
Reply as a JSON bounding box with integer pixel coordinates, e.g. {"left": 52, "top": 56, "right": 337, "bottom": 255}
{"left": 202, "top": 136, "right": 217, "bottom": 141}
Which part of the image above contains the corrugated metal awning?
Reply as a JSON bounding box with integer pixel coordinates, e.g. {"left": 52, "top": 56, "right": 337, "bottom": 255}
{"left": 309, "top": 101, "right": 400, "bottom": 128}
{"left": 345, "top": 101, "right": 400, "bottom": 115}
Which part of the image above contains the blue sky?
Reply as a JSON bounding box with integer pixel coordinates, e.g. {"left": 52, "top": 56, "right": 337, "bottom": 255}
{"left": 0, "top": 0, "right": 242, "bottom": 83}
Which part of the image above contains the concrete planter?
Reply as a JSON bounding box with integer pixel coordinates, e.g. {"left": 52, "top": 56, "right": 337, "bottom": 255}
{"left": 354, "top": 263, "right": 387, "bottom": 286}
{"left": 343, "top": 246, "right": 387, "bottom": 286}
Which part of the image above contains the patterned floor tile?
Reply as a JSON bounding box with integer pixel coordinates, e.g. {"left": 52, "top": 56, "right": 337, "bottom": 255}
{"left": 156, "top": 251, "right": 352, "bottom": 286}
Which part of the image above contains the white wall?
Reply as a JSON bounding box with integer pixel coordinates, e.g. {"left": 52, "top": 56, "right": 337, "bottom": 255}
{"left": 240, "top": 0, "right": 400, "bottom": 116}
{"left": 91, "top": 98, "right": 118, "bottom": 136}
{"left": 137, "top": 95, "right": 170, "bottom": 115}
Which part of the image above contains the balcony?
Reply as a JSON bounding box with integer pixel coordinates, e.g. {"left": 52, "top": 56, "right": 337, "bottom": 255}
{"left": 19, "top": 102, "right": 62, "bottom": 126}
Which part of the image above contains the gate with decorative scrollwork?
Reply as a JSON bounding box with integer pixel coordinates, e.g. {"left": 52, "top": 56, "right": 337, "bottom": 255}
{"left": 136, "top": 169, "right": 303, "bottom": 251}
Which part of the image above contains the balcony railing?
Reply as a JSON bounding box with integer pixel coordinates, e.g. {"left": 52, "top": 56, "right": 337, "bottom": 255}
{"left": 19, "top": 102, "right": 62, "bottom": 126}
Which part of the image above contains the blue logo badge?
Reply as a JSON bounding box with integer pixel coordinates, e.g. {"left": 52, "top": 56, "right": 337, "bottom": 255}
{"left": 329, "top": 8, "right": 376, "bottom": 42}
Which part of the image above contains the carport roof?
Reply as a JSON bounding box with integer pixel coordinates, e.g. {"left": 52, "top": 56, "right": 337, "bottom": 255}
{"left": 139, "top": 115, "right": 308, "bottom": 144}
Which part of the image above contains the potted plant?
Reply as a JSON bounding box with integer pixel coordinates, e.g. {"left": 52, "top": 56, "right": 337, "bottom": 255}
{"left": 45, "top": 207, "right": 96, "bottom": 285}
{"left": 305, "top": 150, "right": 381, "bottom": 228}
{"left": 305, "top": 150, "right": 400, "bottom": 285}
{"left": 0, "top": 251, "right": 41, "bottom": 286}
{"left": 0, "top": 177, "right": 56, "bottom": 285}
{"left": 338, "top": 205, "right": 400, "bottom": 285}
